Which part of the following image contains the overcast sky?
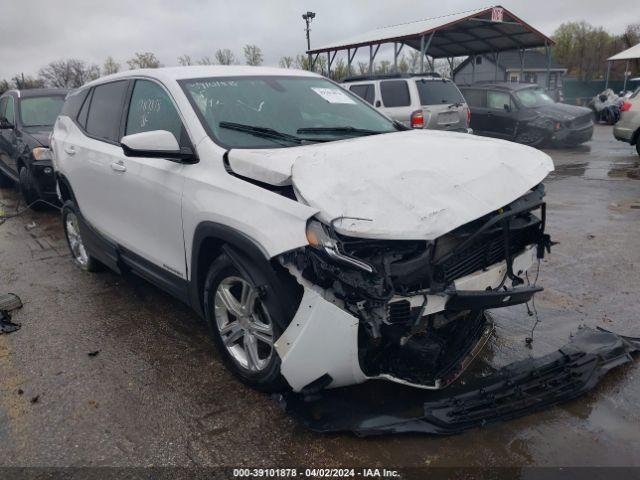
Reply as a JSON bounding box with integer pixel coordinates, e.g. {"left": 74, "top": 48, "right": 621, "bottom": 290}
{"left": 0, "top": 0, "right": 637, "bottom": 80}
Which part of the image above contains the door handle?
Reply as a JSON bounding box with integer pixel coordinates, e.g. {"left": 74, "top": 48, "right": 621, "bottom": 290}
{"left": 64, "top": 146, "right": 76, "bottom": 155}
{"left": 110, "top": 161, "right": 126, "bottom": 172}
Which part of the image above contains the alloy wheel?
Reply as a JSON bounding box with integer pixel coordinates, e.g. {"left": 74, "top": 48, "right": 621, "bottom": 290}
{"left": 65, "top": 212, "right": 89, "bottom": 267}
{"left": 213, "top": 276, "right": 275, "bottom": 373}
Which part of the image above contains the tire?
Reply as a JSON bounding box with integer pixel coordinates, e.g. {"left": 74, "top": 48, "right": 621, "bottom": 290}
{"left": 62, "top": 201, "right": 102, "bottom": 272}
{"left": 0, "top": 169, "right": 14, "bottom": 188}
{"left": 515, "top": 128, "right": 546, "bottom": 148}
{"left": 203, "top": 252, "right": 292, "bottom": 392}
{"left": 18, "top": 166, "right": 45, "bottom": 210}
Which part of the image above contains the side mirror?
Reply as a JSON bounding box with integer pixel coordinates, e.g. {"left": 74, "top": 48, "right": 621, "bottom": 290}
{"left": 375, "top": 100, "right": 382, "bottom": 107}
{"left": 120, "top": 130, "right": 196, "bottom": 163}
{"left": 0, "top": 117, "right": 14, "bottom": 129}
{"left": 503, "top": 103, "right": 511, "bottom": 112}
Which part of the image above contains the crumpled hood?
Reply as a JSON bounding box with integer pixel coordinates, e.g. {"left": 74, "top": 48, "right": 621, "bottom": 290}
{"left": 228, "top": 130, "right": 554, "bottom": 240}
{"left": 23, "top": 127, "right": 53, "bottom": 147}
{"left": 531, "top": 103, "right": 592, "bottom": 121}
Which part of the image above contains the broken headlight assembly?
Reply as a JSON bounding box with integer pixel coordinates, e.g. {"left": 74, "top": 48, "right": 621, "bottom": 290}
{"left": 305, "top": 219, "right": 374, "bottom": 273}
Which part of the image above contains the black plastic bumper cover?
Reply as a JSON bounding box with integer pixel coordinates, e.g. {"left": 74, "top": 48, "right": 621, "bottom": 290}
{"left": 277, "top": 327, "right": 639, "bottom": 436}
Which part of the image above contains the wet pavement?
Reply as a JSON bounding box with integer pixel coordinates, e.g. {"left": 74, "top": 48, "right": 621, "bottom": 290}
{"left": 1, "top": 124, "right": 639, "bottom": 469}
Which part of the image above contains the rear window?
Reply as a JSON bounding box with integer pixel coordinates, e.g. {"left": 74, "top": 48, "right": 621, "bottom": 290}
{"left": 349, "top": 84, "right": 375, "bottom": 105}
{"left": 85, "top": 81, "right": 128, "bottom": 143}
{"left": 380, "top": 80, "right": 410, "bottom": 107}
{"left": 416, "top": 80, "right": 464, "bottom": 105}
{"left": 20, "top": 96, "right": 65, "bottom": 127}
{"left": 461, "top": 89, "right": 485, "bottom": 108}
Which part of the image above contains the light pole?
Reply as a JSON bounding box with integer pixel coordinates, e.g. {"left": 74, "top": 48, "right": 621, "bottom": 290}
{"left": 302, "top": 11, "right": 316, "bottom": 71}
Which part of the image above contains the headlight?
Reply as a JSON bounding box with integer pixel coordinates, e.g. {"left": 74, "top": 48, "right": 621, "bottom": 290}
{"left": 32, "top": 147, "right": 53, "bottom": 161}
{"left": 305, "top": 219, "right": 374, "bottom": 273}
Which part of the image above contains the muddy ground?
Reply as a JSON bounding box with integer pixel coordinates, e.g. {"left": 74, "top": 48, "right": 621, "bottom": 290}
{"left": 1, "top": 124, "right": 639, "bottom": 470}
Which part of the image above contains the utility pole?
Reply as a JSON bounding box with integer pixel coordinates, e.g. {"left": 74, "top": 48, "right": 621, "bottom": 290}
{"left": 302, "top": 11, "right": 316, "bottom": 71}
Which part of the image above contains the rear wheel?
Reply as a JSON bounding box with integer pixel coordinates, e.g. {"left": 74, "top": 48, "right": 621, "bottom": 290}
{"left": 204, "top": 252, "right": 289, "bottom": 392}
{"left": 62, "top": 202, "right": 102, "bottom": 272}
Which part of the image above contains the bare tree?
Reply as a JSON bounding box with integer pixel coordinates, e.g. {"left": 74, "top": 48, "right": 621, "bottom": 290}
{"left": 215, "top": 49, "right": 235, "bottom": 65}
{"left": 397, "top": 54, "right": 410, "bottom": 73}
{"left": 102, "top": 56, "right": 120, "bottom": 76}
{"left": 39, "top": 59, "right": 99, "bottom": 88}
{"left": 198, "top": 56, "right": 215, "bottom": 65}
{"left": 243, "top": 45, "right": 263, "bottom": 66}
{"left": 0, "top": 79, "right": 10, "bottom": 94}
{"left": 178, "top": 55, "right": 192, "bottom": 66}
{"left": 376, "top": 60, "right": 391, "bottom": 74}
{"left": 294, "top": 54, "right": 310, "bottom": 70}
{"left": 357, "top": 61, "right": 369, "bottom": 75}
{"left": 279, "top": 56, "right": 294, "bottom": 68}
{"left": 127, "top": 52, "right": 161, "bottom": 70}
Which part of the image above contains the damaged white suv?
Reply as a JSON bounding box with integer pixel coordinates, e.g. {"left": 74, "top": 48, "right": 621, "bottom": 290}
{"left": 51, "top": 66, "right": 554, "bottom": 393}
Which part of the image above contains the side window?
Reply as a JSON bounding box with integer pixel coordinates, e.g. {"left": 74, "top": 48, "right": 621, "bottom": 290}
{"left": 349, "top": 84, "right": 375, "bottom": 105}
{"left": 61, "top": 89, "right": 90, "bottom": 119}
{"left": 380, "top": 80, "right": 410, "bottom": 107}
{"left": 85, "top": 81, "right": 128, "bottom": 143}
{"left": 125, "top": 80, "right": 185, "bottom": 144}
{"left": 4, "top": 96, "right": 15, "bottom": 124}
{"left": 77, "top": 89, "right": 92, "bottom": 128}
{"left": 487, "top": 91, "right": 512, "bottom": 110}
{"left": 461, "top": 89, "right": 485, "bottom": 108}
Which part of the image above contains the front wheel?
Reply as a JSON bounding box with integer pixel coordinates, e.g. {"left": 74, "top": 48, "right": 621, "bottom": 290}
{"left": 204, "top": 252, "right": 289, "bottom": 392}
{"left": 62, "top": 202, "right": 102, "bottom": 272}
{"left": 19, "top": 166, "right": 44, "bottom": 209}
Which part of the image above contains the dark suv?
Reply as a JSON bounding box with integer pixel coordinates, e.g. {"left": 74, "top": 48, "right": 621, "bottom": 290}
{"left": 459, "top": 83, "right": 593, "bottom": 147}
{"left": 0, "top": 88, "right": 68, "bottom": 206}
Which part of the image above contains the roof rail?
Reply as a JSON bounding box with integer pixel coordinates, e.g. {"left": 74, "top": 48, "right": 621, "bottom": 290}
{"left": 342, "top": 72, "right": 442, "bottom": 82}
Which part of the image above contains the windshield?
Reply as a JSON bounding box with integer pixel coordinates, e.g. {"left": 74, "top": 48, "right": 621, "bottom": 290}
{"left": 180, "top": 76, "right": 397, "bottom": 148}
{"left": 415, "top": 79, "right": 465, "bottom": 105}
{"left": 515, "top": 88, "right": 555, "bottom": 108}
{"left": 19, "top": 95, "right": 65, "bottom": 127}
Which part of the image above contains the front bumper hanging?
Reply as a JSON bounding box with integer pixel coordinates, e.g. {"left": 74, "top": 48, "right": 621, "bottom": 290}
{"left": 277, "top": 327, "right": 639, "bottom": 436}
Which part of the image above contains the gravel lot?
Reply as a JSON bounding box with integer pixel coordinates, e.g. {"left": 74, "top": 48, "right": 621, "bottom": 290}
{"left": 1, "top": 124, "right": 639, "bottom": 470}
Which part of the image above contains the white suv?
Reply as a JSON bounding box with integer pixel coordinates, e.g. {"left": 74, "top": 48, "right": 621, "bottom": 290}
{"left": 51, "top": 66, "right": 554, "bottom": 393}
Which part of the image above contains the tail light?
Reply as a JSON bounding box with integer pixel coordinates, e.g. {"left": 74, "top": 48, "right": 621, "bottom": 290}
{"left": 410, "top": 110, "right": 424, "bottom": 129}
{"left": 466, "top": 107, "right": 471, "bottom": 125}
{"left": 621, "top": 101, "right": 632, "bottom": 112}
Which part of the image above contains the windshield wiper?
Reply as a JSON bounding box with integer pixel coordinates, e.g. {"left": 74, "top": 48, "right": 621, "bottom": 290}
{"left": 296, "top": 126, "right": 386, "bottom": 136}
{"left": 219, "top": 121, "right": 303, "bottom": 145}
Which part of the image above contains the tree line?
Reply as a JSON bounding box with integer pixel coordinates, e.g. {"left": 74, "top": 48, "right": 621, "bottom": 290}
{"left": 0, "top": 45, "right": 267, "bottom": 94}
{"left": 1, "top": 21, "right": 638, "bottom": 95}
{"left": 553, "top": 22, "right": 639, "bottom": 81}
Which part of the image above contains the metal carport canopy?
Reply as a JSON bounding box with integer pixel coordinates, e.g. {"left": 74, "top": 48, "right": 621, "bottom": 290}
{"left": 308, "top": 5, "right": 554, "bottom": 58}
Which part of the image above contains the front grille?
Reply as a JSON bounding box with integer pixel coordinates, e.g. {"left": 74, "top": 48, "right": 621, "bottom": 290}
{"left": 434, "top": 224, "right": 539, "bottom": 284}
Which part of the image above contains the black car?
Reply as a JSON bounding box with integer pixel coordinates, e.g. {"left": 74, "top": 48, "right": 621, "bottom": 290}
{"left": 0, "top": 88, "right": 68, "bottom": 206}
{"left": 459, "top": 83, "right": 593, "bottom": 147}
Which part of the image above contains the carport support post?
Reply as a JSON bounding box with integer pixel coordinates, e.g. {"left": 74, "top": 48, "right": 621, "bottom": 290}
{"left": 369, "top": 45, "right": 373, "bottom": 76}
{"left": 519, "top": 48, "right": 526, "bottom": 82}
{"left": 545, "top": 41, "right": 551, "bottom": 89}
{"left": 494, "top": 51, "right": 500, "bottom": 81}
{"left": 471, "top": 55, "right": 476, "bottom": 83}
{"left": 605, "top": 61, "right": 612, "bottom": 89}
{"left": 623, "top": 60, "right": 630, "bottom": 92}
{"left": 419, "top": 31, "right": 434, "bottom": 74}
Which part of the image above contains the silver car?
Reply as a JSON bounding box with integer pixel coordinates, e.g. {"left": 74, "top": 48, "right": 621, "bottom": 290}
{"left": 613, "top": 87, "right": 640, "bottom": 156}
{"left": 342, "top": 74, "right": 470, "bottom": 132}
